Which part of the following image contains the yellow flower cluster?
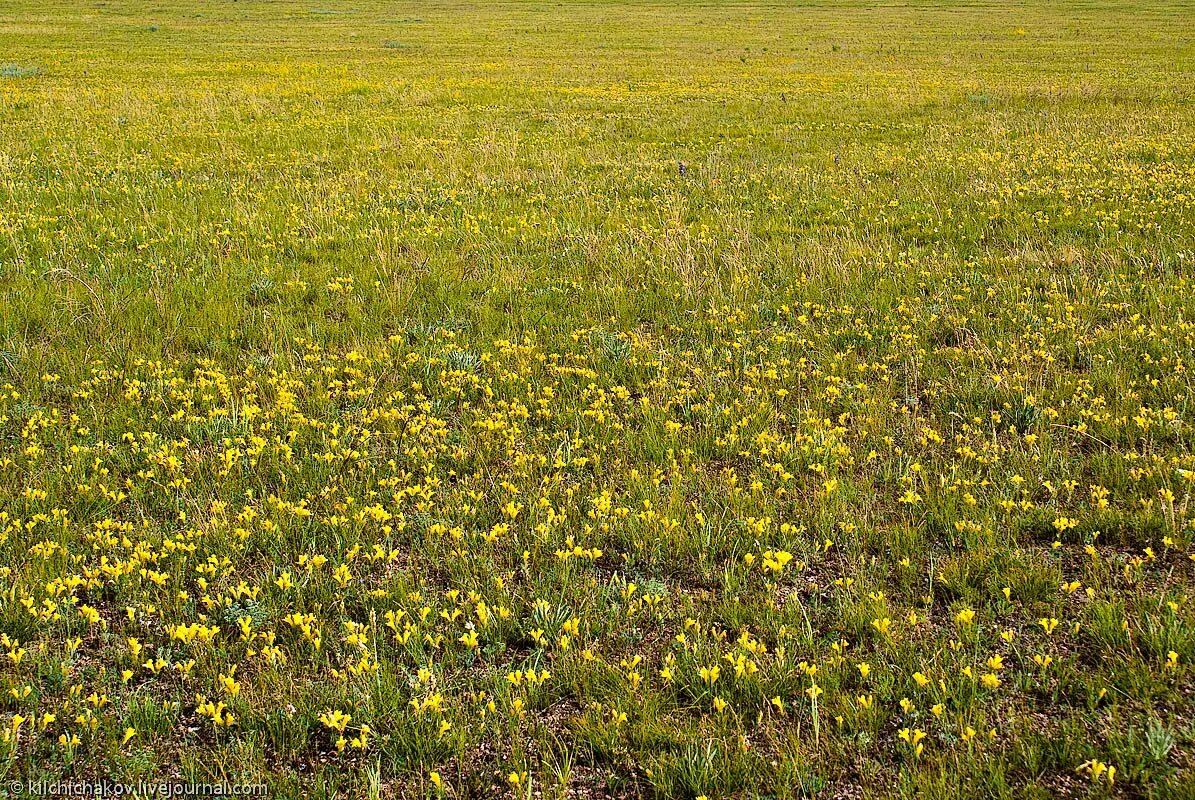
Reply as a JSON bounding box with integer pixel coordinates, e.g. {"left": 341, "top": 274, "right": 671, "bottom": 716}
{"left": 1, "top": 0, "right": 1193, "bottom": 795}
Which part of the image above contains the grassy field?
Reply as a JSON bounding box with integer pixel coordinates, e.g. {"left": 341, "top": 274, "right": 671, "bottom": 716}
{"left": 1, "top": 0, "right": 1194, "bottom": 797}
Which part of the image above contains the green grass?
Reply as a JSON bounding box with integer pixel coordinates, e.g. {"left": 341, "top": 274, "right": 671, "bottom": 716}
{"left": 1, "top": 0, "right": 1194, "bottom": 797}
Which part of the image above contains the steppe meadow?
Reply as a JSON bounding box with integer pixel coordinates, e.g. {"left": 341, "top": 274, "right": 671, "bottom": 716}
{"left": 1, "top": 0, "right": 1194, "bottom": 797}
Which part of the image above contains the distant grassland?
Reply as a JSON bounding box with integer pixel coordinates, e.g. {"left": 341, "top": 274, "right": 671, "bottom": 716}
{"left": 0, "top": 1, "right": 1194, "bottom": 798}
